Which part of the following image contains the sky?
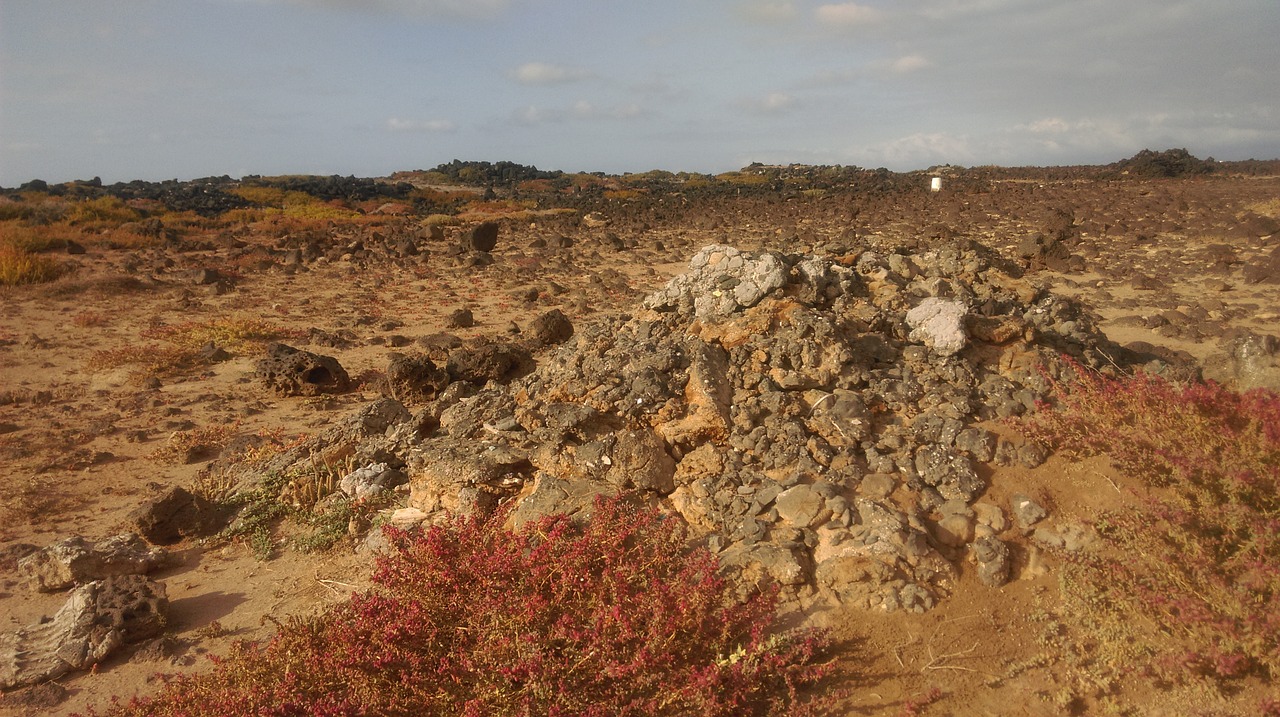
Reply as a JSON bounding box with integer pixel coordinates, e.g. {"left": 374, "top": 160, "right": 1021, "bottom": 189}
{"left": 1, "top": 0, "right": 1278, "bottom": 185}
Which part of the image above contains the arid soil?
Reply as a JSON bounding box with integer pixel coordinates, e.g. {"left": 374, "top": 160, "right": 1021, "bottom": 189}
{"left": 2, "top": 169, "right": 1278, "bottom": 716}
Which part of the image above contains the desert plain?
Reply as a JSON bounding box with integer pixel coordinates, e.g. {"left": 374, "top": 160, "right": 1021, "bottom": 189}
{"left": 1, "top": 152, "right": 1279, "bottom": 715}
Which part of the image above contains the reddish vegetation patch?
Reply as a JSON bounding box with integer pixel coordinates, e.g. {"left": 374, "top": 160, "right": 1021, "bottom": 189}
{"left": 88, "top": 495, "right": 837, "bottom": 717}
{"left": 1021, "top": 362, "right": 1280, "bottom": 696}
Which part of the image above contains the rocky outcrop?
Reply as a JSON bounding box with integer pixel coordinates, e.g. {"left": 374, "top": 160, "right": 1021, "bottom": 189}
{"left": 1203, "top": 330, "right": 1280, "bottom": 392}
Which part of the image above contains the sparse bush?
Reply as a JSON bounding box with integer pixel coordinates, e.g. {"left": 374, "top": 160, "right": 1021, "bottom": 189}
{"left": 89, "top": 316, "right": 305, "bottom": 379}
{"left": 91, "top": 495, "right": 838, "bottom": 716}
{"left": 1020, "top": 362, "right": 1280, "bottom": 690}
{"left": 149, "top": 423, "right": 240, "bottom": 465}
{"left": 0, "top": 245, "right": 70, "bottom": 285}
{"left": 67, "top": 195, "right": 141, "bottom": 227}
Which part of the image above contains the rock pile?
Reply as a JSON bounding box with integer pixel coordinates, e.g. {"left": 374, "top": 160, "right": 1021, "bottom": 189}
{"left": 231, "top": 242, "right": 1140, "bottom": 613}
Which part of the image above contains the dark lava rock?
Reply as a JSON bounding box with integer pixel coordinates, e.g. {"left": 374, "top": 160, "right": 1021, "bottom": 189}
{"left": 467, "top": 221, "right": 500, "bottom": 252}
{"left": 383, "top": 353, "right": 451, "bottom": 404}
{"left": 524, "top": 308, "right": 574, "bottom": 349}
{"left": 446, "top": 343, "right": 532, "bottom": 386}
{"left": 445, "top": 308, "right": 475, "bottom": 329}
{"left": 255, "top": 343, "right": 351, "bottom": 397}
{"left": 129, "top": 486, "right": 230, "bottom": 545}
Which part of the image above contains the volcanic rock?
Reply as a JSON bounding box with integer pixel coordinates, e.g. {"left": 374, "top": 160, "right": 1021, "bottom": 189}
{"left": 255, "top": 343, "right": 350, "bottom": 397}
{"left": 18, "top": 534, "right": 169, "bottom": 592}
{"left": 0, "top": 576, "right": 168, "bottom": 690}
{"left": 129, "top": 486, "right": 230, "bottom": 545}
{"left": 524, "top": 308, "right": 574, "bottom": 349}
{"left": 467, "top": 221, "right": 500, "bottom": 252}
{"left": 383, "top": 353, "right": 450, "bottom": 403}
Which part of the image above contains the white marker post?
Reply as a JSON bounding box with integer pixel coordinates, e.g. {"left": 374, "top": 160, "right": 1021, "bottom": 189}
{"left": 930, "top": 176, "right": 942, "bottom": 192}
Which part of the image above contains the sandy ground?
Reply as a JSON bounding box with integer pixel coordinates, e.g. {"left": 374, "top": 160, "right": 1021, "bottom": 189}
{"left": 2, "top": 173, "right": 1278, "bottom": 715}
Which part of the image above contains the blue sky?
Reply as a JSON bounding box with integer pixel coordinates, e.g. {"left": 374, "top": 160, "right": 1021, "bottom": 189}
{"left": 1, "top": 0, "right": 1277, "bottom": 185}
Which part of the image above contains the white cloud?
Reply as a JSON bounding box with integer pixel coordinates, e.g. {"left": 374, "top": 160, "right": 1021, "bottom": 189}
{"left": 741, "top": 92, "right": 798, "bottom": 114}
{"left": 889, "top": 54, "right": 931, "bottom": 73}
{"left": 512, "top": 62, "right": 591, "bottom": 85}
{"left": 260, "top": 0, "right": 514, "bottom": 20}
{"left": 513, "top": 100, "right": 647, "bottom": 125}
{"left": 814, "top": 3, "right": 883, "bottom": 27}
{"left": 387, "top": 117, "right": 456, "bottom": 133}
{"left": 740, "top": 1, "right": 799, "bottom": 24}
{"left": 854, "top": 132, "right": 975, "bottom": 169}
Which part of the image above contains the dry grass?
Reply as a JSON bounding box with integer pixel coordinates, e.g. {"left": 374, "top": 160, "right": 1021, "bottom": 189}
{"left": 0, "top": 245, "right": 71, "bottom": 285}
{"left": 149, "top": 423, "right": 240, "bottom": 465}
{"left": 88, "top": 315, "right": 306, "bottom": 379}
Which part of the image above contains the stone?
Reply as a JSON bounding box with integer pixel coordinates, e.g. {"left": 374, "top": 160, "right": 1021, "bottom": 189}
{"left": 933, "top": 514, "right": 974, "bottom": 547}
{"left": 339, "top": 462, "right": 408, "bottom": 501}
{"left": 643, "top": 245, "right": 788, "bottom": 318}
{"left": 655, "top": 338, "right": 732, "bottom": 447}
{"left": 0, "top": 575, "right": 168, "bottom": 690}
{"left": 255, "top": 343, "right": 350, "bottom": 397}
{"left": 408, "top": 440, "right": 534, "bottom": 518}
{"left": 953, "top": 427, "right": 996, "bottom": 463}
{"left": 604, "top": 429, "right": 676, "bottom": 494}
{"left": 445, "top": 308, "right": 475, "bottom": 328}
{"left": 1011, "top": 494, "right": 1047, "bottom": 528}
{"left": 1203, "top": 331, "right": 1280, "bottom": 392}
{"left": 129, "top": 486, "right": 230, "bottom": 545}
{"left": 914, "top": 445, "right": 984, "bottom": 503}
{"left": 524, "top": 309, "right": 574, "bottom": 349}
{"left": 18, "top": 535, "right": 169, "bottom": 592}
{"left": 508, "top": 474, "right": 609, "bottom": 530}
{"left": 774, "top": 484, "right": 827, "bottom": 528}
{"left": 905, "top": 298, "right": 968, "bottom": 356}
{"left": 446, "top": 342, "right": 532, "bottom": 386}
{"left": 971, "top": 536, "right": 1011, "bottom": 587}
{"left": 719, "top": 542, "right": 808, "bottom": 585}
{"left": 971, "top": 502, "right": 1007, "bottom": 533}
{"left": 858, "top": 473, "right": 896, "bottom": 498}
{"left": 383, "top": 353, "right": 450, "bottom": 404}
{"left": 467, "top": 221, "right": 500, "bottom": 252}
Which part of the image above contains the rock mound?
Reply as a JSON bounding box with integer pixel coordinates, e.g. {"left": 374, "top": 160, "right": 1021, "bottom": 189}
{"left": 226, "top": 242, "right": 1138, "bottom": 612}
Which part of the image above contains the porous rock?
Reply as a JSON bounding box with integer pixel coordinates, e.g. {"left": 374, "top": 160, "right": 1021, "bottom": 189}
{"left": 446, "top": 342, "right": 532, "bottom": 386}
{"left": 18, "top": 534, "right": 169, "bottom": 592}
{"left": 255, "top": 343, "right": 350, "bottom": 397}
{"left": 0, "top": 575, "right": 168, "bottom": 690}
{"left": 383, "top": 353, "right": 450, "bottom": 403}
{"left": 524, "top": 308, "right": 574, "bottom": 349}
